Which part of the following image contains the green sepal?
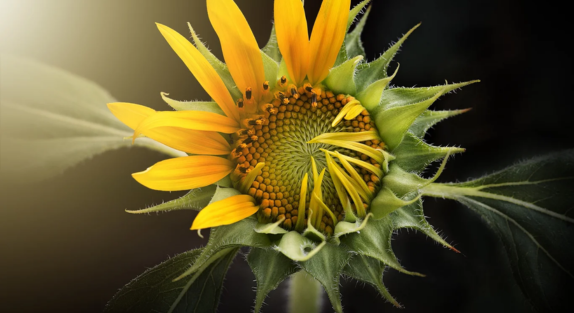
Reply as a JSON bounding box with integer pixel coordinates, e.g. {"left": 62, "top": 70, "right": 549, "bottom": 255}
{"left": 188, "top": 24, "right": 241, "bottom": 100}
{"left": 347, "top": 0, "right": 370, "bottom": 31}
{"left": 324, "top": 55, "right": 363, "bottom": 95}
{"left": 275, "top": 231, "right": 327, "bottom": 261}
{"left": 375, "top": 87, "right": 446, "bottom": 150}
{"left": 343, "top": 254, "right": 400, "bottom": 308}
{"left": 261, "top": 50, "right": 279, "bottom": 90}
{"left": 358, "top": 65, "right": 399, "bottom": 111}
{"left": 393, "top": 132, "right": 465, "bottom": 173}
{"left": 333, "top": 213, "right": 372, "bottom": 238}
{"left": 262, "top": 25, "right": 282, "bottom": 63}
{"left": 381, "top": 150, "right": 396, "bottom": 174}
{"left": 161, "top": 92, "right": 224, "bottom": 115}
{"left": 126, "top": 185, "right": 217, "bottom": 214}
{"left": 277, "top": 58, "right": 291, "bottom": 83}
{"left": 346, "top": 5, "right": 371, "bottom": 59}
{"left": 378, "top": 80, "right": 479, "bottom": 112}
{"left": 392, "top": 199, "right": 456, "bottom": 251}
{"left": 341, "top": 216, "right": 424, "bottom": 276}
{"left": 254, "top": 218, "right": 288, "bottom": 234}
{"left": 300, "top": 244, "right": 352, "bottom": 313}
{"left": 409, "top": 108, "right": 471, "bottom": 138}
{"left": 247, "top": 248, "right": 298, "bottom": 313}
{"left": 334, "top": 36, "right": 349, "bottom": 67}
{"left": 370, "top": 187, "right": 421, "bottom": 219}
{"left": 355, "top": 23, "right": 420, "bottom": 90}
{"left": 104, "top": 247, "right": 238, "bottom": 313}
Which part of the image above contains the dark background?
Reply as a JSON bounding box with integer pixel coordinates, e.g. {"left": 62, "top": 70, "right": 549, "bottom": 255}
{"left": 1, "top": 0, "right": 572, "bottom": 312}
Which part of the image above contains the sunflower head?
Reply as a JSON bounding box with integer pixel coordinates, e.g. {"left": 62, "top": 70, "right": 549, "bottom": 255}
{"left": 107, "top": 0, "right": 477, "bottom": 311}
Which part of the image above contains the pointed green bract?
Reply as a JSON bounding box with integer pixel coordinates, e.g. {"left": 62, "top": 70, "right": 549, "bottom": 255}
{"left": 410, "top": 108, "right": 471, "bottom": 138}
{"left": 254, "top": 218, "right": 288, "bottom": 234}
{"left": 393, "top": 132, "right": 464, "bottom": 173}
{"left": 334, "top": 37, "right": 349, "bottom": 67}
{"left": 188, "top": 24, "right": 242, "bottom": 100}
{"left": 333, "top": 213, "right": 372, "bottom": 238}
{"left": 324, "top": 55, "right": 363, "bottom": 95}
{"left": 355, "top": 23, "right": 420, "bottom": 90}
{"left": 376, "top": 88, "right": 446, "bottom": 150}
{"left": 276, "top": 231, "right": 326, "bottom": 262}
{"left": 370, "top": 187, "right": 420, "bottom": 219}
{"left": 343, "top": 254, "right": 400, "bottom": 307}
{"left": 126, "top": 185, "right": 217, "bottom": 214}
{"left": 248, "top": 248, "right": 298, "bottom": 313}
{"left": 262, "top": 25, "right": 282, "bottom": 63}
{"left": 161, "top": 92, "right": 225, "bottom": 115}
{"left": 358, "top": 65, "right": 399, "bottom": 110}
{"left": 341, "top": 216, "right": 424, "bottom": 276}
{"left": 346, "top": 5, "right": 371, "bottom": 59}
{"left": 347, "top": 0, "right": 370, "bottom": 30}
{"left": 391, "top": 200, "right": 455, "bottom": 250}
{"left": 377, "top": 80, "right": 479, "bottom": 112}
{"left": 300, "top": 244, "right": 351, "bottom": 313}
{"left": 261, "top": 50, "right": 279, "bottom": 90}
{"left": 104, "top": 247, "right": 238, "bottom": 313}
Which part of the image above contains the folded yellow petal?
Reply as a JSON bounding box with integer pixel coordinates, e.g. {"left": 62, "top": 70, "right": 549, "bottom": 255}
{"left": 108, "top": 103, "right": 230, "bottom": 155}
{"left": 207, "top": 0, "right": 265, "bottom": 104}
{"left": 156, "top": 23, "right": 239, "bottom": 121}
{"left": 191, "top": 195, "right": 258, "bottom": 230}
{"left": 275, "top": 0, "right": 309, "bottom": 85}
{"left": 133, "top": 111, "right": 241, "bottom": 141}
{"left": 308, "top": 0, "right": 351, "bottom": 85}
{"left": 132, "top": 156, "right": 233, "bottom": 191}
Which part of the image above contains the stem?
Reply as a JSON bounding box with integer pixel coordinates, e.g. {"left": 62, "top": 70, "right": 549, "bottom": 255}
{"left": 288, "top": 271, "right": 322, "bottom": 313}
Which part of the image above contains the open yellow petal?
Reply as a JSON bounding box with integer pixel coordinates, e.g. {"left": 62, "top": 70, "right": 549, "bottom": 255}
{"left": 132, "top": 156, "right": 233, "bottom": 191}
{"left": 275, "top": 0, "right": 309, "bottom": 85}
{"left": 191, "top": 195, "right": 258, "bottom": 230}
{"left": 207, "top": 0, "right": 265, "bottom": 104}
{"left": 156, "top": 23, "right": 239, "bottom": 121}
{"left": 108, "top": 103, "right": 230, "bottom": 155}
{"left": 133, "top": 110, "right": 240, "bottom": 141}
{"left": 308, "top": 0, "right": 351, "bottom": 85}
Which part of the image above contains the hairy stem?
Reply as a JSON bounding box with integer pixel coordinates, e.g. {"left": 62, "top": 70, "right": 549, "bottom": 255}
{"left": 288, "top": 271, "right": 322, "bottom": 313}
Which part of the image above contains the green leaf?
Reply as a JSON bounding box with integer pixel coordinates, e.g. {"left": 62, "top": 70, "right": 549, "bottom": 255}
{"left": 262, "top": 25, "right": 282, "bottom": 63}
{"left": 247, "top": 248, "right": 298, "bottom": 313}
{"left": 188, "top": 24, "right": 242, "bottom": 100}
{"left": 393, "top": 132, "right": 464, "bottom": 173}
{"left": 300, "top": 244, "right": 352, "bottom": 313}
{"left": 409, "top": 108, "right": 471, "bottom": 138}
{"left": 324, "top": 55, "right": 363, "bottom": 95}
{"left": 421, "top": 150, "right": 574, "bottom": 311}
{"left": 343, "top": 254, "right": 400, "bottom": 307}
{"left": 104, "top": 247, "right": 238, "bottom": 313}
{"left": 355, "top": 23, "right": 419, "bottom": 90}
{"left": 261, "top": 50, "right": 279, "bottom": 90}
{"left": 126, "top": 185, "right": 217, "bottom": 214}
{"left": 346, "top": 5, "right": 371, "bottom": 59}
{"left": 0, "top": 55, "right": 183, "bottom": 183}
{"left": 160, "top": 92, "right": 225, "bottom": 115}
{"left": 341, "top": 215, "right": 424, "bottom": 276}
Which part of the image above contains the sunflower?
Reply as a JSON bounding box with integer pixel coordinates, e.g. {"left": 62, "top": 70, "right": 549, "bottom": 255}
{"left": 108, "top": 0, "right": 477, "bottom": 311}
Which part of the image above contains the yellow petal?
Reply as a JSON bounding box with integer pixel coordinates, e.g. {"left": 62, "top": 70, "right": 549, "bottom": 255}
{"left": 310, "top": 130, "right": 381, "bottom": 143}
{"left": 274, "top": 0, "right": 309, "bottom": 85}
{"left": 295, "top": 173, "right": 309, "bottom": 231}
{"left": 156, "top": 23, "right": 239, "bottom": 121}
{"left": 133, "top": 111, "right": 241, "bottom": 141}
{"left": 132, "top": 156, "right": 233, "bottom": 191}
{"left": 108, "top": 103, "right": 231, "bottom": 155}
{"left": 191, "top": 195, "right": 258, "bottom": 230}
{"left": 308, "top": 0, "right": 351, "bottom": 85}
{"left": 207, "top": 0, "right": 265, "bottom": 104}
